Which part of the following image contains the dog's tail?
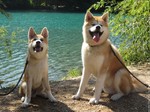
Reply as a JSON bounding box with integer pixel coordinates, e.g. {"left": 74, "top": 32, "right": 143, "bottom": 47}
{"left": 132, "top": 77, "right": 149, "bottom": 93}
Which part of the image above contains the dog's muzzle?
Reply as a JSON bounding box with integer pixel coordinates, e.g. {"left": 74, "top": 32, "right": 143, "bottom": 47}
{"left": 33, "top": 41, "right": 43, "bottom": 52}
{"left": 89, "top": 25, "right": 104, "bottom": 42}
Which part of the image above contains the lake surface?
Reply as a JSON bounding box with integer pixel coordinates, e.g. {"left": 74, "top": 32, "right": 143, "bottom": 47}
{"left": 0, "top": 11, "right": 117, "bottom": 87}
{"left": 0, "top": 11, "right": 85, "bottom": 87}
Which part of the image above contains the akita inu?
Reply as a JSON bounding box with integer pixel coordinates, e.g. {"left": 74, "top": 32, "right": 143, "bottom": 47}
{"left": 19, "top": 27, "right": 56, "bottom": 107}
{"left": 72, "top": 12, "right": 148, "bottom": 104}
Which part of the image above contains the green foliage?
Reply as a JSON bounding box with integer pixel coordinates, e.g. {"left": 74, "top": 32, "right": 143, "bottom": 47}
{"left": 2, "top": 0, "right": 98, "bottom": 11}
{"left": 90, "top": 0, "right": 150, "bottom": 64}
{"left": 0, "top": 26, "right": 23, "bottom": 57}
{"left": 0, "top": 1, "right": 17, "bottom": 58}
{"left": 0, "top": 0, "right": 10, "bottom": 17}
{"left": 63, "top": 68, "right": 81, "bottom": 80}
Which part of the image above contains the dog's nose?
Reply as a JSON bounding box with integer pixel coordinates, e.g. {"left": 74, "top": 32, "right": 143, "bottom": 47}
{"left": 96, "top": 25, "right": 100, "bottom": 30}
{"left": 36, "top": 41, "right": 41, "bottom": 45}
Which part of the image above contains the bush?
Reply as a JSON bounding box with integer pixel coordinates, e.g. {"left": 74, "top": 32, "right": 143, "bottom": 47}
{"left": 90, "top": 0, "right": 150, "bottom": 64}
{"left": 63, "top": 68, "right": 81, "bottom": 80}
{"left": 0, "top": 26, "right": 23, "bottom": 57}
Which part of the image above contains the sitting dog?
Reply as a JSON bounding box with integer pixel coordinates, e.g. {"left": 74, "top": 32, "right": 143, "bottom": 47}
{"left": 19, "top": 27, "right": 56, "bottom": 107}
{"left": 72, "top": 12, "right": 148, "bottom": 104}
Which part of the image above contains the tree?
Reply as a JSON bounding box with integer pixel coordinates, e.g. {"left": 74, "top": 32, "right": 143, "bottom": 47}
{"left": 0, "top": 0, "right": 9, "bottom": 17}
{"left": 90, "top": 0, "right": 150, "bottom": 64}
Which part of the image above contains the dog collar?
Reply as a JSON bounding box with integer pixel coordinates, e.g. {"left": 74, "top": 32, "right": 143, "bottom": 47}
{"left": 89, "top": 45, "right": 98, "bottom": 47}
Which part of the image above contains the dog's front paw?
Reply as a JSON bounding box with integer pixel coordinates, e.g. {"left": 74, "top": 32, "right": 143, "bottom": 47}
{"left": 49, "top": 96, "right": 57, "bottom": 102}
{"left": 21, "top": 97, "right": 25, "bottom": 102}
{"left": 89, "top": 98, "right": 99, "bottom": 104}
{"left": 92, "top": 87, "right": 95, "bottom": 92}
{"left": 72, "top": 94, "right": 80, "bottom": 100}
{"left": 111, "top": 93, "right": 123, "bottom": 101}
{"left": 21, "top": 102, "right": 29, "bottom": 108}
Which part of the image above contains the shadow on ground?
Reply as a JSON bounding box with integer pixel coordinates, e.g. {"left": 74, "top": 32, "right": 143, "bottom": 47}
{"left": 0, "top": 77, "right": 149, "bottom": 112}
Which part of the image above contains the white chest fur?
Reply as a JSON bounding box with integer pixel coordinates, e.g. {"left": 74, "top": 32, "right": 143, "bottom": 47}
{"left": 27, "top": 58, "right": 48, "bottom": 89}
{"left": 82, "top": 43, "right": 105, "bottom": 76}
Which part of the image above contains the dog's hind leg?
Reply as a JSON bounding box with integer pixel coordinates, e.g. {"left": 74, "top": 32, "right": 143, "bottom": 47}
{"left": 111, "top": 69, "right": 132, "bottom": 101}
{"left": 34, "top": 84, "right": 48, "bottom": 98}
{"left": 21, "top": 78, "right": 32, "bottom": 107}
{"left": 19, "top": 82, "right": 27, "bottom": 102}
{"left": 111, "top": 93, "right": 124, "bottom": 101}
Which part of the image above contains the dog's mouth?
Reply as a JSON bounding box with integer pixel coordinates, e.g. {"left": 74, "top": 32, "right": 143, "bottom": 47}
{"left": 33, "top": 45, "right": 43, "bottom": 52}
{"left": 89, "top": 31, "right": 104, "bottom": 42}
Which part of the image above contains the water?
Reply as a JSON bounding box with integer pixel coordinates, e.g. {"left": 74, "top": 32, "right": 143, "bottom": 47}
{"left": 0, "top": 11, "right": 118, "bottom": 87}
{"left": 0, "top": 11, "right": 85, "bottom": 87}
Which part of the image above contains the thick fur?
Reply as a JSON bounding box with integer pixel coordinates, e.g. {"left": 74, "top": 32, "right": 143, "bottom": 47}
{"left": 72, "top": 12, "right": 148, "bottom": 104}
{"left": 19, "top": 27, "right": 56, "bottom": 107}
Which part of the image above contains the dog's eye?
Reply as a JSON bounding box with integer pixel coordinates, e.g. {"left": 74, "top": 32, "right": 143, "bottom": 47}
{"left": 33, "top": 38, "right": 37, "bottom": 41}
{"left": 92, "top": 24, "right": 96, "bottom": 26}
{"left": 40, "top": 38, "right": 44, "bottom": 41}
{"left": 100, "top": 24, "right": 103, "bottom": 27}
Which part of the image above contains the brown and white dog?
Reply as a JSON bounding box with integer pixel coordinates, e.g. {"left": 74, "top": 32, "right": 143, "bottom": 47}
{"left": 72, "top": 12, "right": 148, "bottom": 104}
{"left": 19, "top": 27, "right": 56, "bottom": 107}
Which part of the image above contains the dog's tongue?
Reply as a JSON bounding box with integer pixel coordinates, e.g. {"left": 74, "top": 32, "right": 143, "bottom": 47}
{"left": 92, "top": 33, "right": 100, "bottom": 42}
{"left": 35, "top": 48, "right": 41, "bottom": 52}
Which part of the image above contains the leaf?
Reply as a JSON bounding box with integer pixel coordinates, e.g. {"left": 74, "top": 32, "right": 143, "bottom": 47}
{"left": 92, "top": 0, "right": 150, "bottom": 63}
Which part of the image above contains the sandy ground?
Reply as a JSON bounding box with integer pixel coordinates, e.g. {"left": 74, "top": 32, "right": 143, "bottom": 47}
{"left": 0, "top": 64, "right": 150, "bottom": 112}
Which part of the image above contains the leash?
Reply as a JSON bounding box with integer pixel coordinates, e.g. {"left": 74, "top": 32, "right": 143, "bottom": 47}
{"left": 0, "top": 58, "right": 28, "bottom": 96}
{"left": 110, "top": 45, "right": 150, "bottom": 88}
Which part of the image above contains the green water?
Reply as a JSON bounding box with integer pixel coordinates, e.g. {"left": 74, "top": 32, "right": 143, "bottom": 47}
{"left": 0, "top": 11, "right": 85, "bottom": 87}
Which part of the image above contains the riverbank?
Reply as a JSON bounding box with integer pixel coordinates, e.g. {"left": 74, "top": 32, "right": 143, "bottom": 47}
{"left": 0, "top": 64, "right": 149, "bottom": 112}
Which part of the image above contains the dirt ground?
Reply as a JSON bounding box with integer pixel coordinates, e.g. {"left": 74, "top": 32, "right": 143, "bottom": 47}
{"left": 0, "top": 64, "right": 150, "bottom": 112}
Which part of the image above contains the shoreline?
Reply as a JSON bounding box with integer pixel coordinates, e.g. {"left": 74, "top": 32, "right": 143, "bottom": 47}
{"left": 0, "top": 64, "right": 149, "bottom": 111}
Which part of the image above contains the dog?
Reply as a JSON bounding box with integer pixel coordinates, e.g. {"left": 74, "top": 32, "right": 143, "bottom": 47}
{"left": 72, "top": 11, "right": 148, "bottom": 104}
{"left": 19, "top": 27, "right": 56, "bottom": 107}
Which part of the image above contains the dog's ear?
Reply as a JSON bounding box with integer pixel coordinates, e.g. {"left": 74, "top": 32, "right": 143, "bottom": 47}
{"left": 85, "top": 11, "right": 94, "bottom": 22}
{"left": 41, "top": 27, "right": 48, "bottom": 38}
{"left": 101, "top": 12, "right": 109, "bottom": 23}
{"left": 28, "top": 27, "right": 36, "bottom": 40}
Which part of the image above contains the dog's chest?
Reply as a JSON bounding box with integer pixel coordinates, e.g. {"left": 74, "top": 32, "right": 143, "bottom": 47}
{"left": 82, "top": 44, "right": 105, "bottom": 75}
{"left": 88, "top": 55, "right": 104, "bottom": 71}
{"left": 28, "top": 59, "right": 48, "bottom": 88}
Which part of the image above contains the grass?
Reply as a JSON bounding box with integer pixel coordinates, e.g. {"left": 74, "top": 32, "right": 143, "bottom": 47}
{"left": 62, "top": 68, "right": 81, "bottom": 80}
